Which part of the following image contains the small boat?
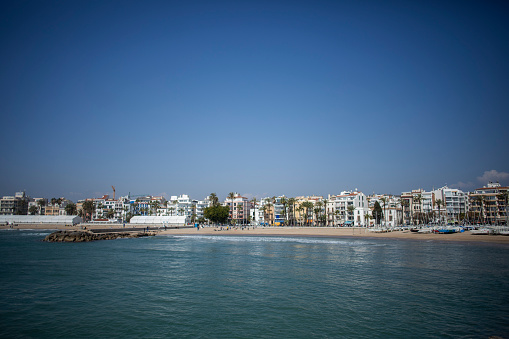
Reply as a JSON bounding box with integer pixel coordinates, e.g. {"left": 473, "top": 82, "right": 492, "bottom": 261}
{"left": 435, "top": 228, "right": 456, "bottom": 234}
{"left": 470, "top": 228, "right": 493, "bottom": 235}
{"left": 418, "top": 227, "right": 433, "bottom": 234}
{"left": 369, "top": 228, "right": 387, "bottom": 233}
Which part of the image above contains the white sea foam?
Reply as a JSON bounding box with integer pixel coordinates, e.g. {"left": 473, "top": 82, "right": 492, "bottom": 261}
{"left": 169, "top": 235, "right": 376, "bottom": 246}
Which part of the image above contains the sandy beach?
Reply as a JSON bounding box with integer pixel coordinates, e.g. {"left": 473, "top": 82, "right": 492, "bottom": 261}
{"left": 2, "top": 223, "right": 509, "bottom": 244}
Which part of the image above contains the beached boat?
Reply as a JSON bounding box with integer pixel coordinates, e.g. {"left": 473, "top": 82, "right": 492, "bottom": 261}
{"left": 470, "top": 228, "right": 493, "bottom": 235}
{"left": 369, "top": 228, "right": 388, "bottom": 233}
{"left": 434, "top": 228, "right": 456, "bottom": 234}
{"left": 417, "top": 227, "right": 434, "bottom": 234}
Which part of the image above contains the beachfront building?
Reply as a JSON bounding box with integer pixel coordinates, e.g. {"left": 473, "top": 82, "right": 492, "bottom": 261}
{"left": 168, "top": 195, "right": 197, "bottom": 220}
{"left": 469, "top": 182, "right": 509, "bottom": 225}
{"left": 401, "top": 187, "right": 468, "bottom": 225}
{"left": 27, "top": 198, "right": 47, "bottom": 215}
{"left": 0, "top": 191, "right": 29, "bottom": 215}
{"left": 259, "top": 197, "right": 275, "bottom": 225}
{"left": 400, "top": 189, "right": 427, "bottom": 225}
{"left": 249, "top": 201, "right": 264, "bottom": 225}
{"left": 44, "top": 198, "right": 72, "bottom": 216}
{"left": 224, "top": 193, "right": 250, "bottom": 225}
{"left": 367, "top": 194, "right": 401, "bottom": 227}
{"left": 292, "top": 196, "right": 320, "bottom": 226}
{"left": 273, "top": 196, "right": 287, "bottom": 226}
{"left": 328, "top": 191, "right": 369, "bottom": 227}
{"left": 431, "top": 186, "right": 468, "bottom": 224}
{"left": 195, "top": 196, "right": 212, "bottom": 221}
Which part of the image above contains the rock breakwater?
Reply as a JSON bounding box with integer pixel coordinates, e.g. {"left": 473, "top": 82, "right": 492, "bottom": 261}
{"left": 44, "top": 230, "right": 156, "bottom": 242}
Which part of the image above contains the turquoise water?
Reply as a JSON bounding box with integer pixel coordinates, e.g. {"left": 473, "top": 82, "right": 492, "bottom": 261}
{"left": 1, "top": 230, "right": 508, "bottom": 338}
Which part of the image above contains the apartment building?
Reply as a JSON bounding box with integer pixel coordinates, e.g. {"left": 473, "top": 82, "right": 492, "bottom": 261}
{"left": 327, "top": 191, "right": 369, "bottom": 226}
{"left": 0, "top": 191, "right": 29, "bottom": 215}
{"left": 469, "top": 182, "right": 508, "bottom": 225}
{"left": 225, "top": 193, "right": 250, "bottom": 225}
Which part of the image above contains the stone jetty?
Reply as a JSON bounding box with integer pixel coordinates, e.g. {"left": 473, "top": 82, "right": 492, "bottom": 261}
{"left": 44, "top": 230, "right": 156, "bottom": 242}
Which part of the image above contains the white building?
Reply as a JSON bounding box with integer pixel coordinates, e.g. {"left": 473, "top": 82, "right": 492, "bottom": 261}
{"left": 327, "top": 191, "right": 370, "bottom": 226}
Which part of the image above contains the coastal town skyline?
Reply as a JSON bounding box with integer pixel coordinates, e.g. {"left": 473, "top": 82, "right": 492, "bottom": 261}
{"left": 1, "top": 1, "right": 509, "bottom": 201}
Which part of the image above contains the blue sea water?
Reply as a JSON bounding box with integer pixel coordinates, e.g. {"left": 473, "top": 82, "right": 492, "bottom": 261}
{"left": 0, "top": 230, "right": 508, "bottom": 338}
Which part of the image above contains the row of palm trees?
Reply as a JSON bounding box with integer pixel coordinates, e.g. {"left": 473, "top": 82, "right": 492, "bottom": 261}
{"left": 238, "top": 196, "right": 358, "bottom": 226}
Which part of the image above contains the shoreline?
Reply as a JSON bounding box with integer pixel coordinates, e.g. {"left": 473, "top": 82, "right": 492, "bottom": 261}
{"left": 2, "top": 224, "right": 509, "bottom": 244}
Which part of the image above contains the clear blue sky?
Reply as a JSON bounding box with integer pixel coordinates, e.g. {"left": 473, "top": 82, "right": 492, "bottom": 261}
{"left": 1, "top": 0, "right": 508, "bottom": 201}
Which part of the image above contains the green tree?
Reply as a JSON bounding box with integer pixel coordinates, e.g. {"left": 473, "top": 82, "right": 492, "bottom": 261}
{"left": 323, "top": 199, "right": 328, "bottom": 226}
{"left": 287, "top": 197, "right": 296, "bottom": 225}
{"left": 400, "top": 199, "right": 409, "bottom": 225}
{"left": 364, "top": 213, "right": 371, "bottom": 227}
{"left": 280, "top": 197, "right": 288, "bottom": 226}
{"left": 82, "top": 200, "right": 96, "bottom": 221}
{"left": 347, "top": 205, "right": 356, "bottom": 225}
{"left": 204, "top": 205, "right": 230, "bottom": 224}
{"left": 372, "top": 201, "right": 383, "bottom": 225}
{"left": 106, "top": 209, "right": 115, "bottom": 219}
{"left": 228, "top": 192, "right": 236, "bottom": 223}
{"left": 37, "top": 199, "right": 46, "bottom": 215}
{"left": 301, "top": 201, "right": 314, "bottom": 226}
{"left": 65, "top": 203, "right": 77, "bottom": 215}
{"left": 210, "top": 193, "right": 219, "bottom": 206}
{"left": 380, "top": 197, "right": 387, "bottom": 227}
{"left": 264, "top": 198, "right": 273, "bottom": 225}
{"left": 334, "top": 209, "right": 341, "bottom": 226}
{"left": 435, "top": 199, "right": 443, "bottom": 224}
{"left": 250, "top": 197, "right": 258, "bottom": 224}
{"left": 237, "top": 204, "right": 243, "bottom": 225}
{"left": 315, "top": 201, "right": 323, "bottom": 226}
{"left": 29, "top": 205, "right": 39, "bottom": 215}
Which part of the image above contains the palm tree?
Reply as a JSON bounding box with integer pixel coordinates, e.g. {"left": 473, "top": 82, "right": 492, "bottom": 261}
{"left": 250, "top": 197, "right": 258, "bottom": 224}
{"left": 364, "top": 213, "right": 371, "bottom": 227}
{"left": 169, "top": 207, "right": 175, "bottom": 216}
{"left": 380, "top": 197, "right": 387, "bottom": 227}
{"left": 264, "top": 198, "right": 273, "bottom": 225}
{"left": 82, "top": 200, "right": 95, "bottom": 222}
{"left": 347, "top": 205, "right": 356, "bottom": 225}
{"left": 280, "top": 197, "right": 287, "bottom": 226}
{"left": 297, "top": 206, "right": 304, "bottom": 226}
{"left": 334, "top": 209, "right": 341, "bottom": 226}
{"left": 37, "top": 199, "right": 46, "bottom": 215}
{"left": 29, "top": 205, "right": 39, "bottom": 215}
{"left": 315, "top": 201, "right": 323, "bottom": 226}
{"left": 228, "top": 192, "right": 236, "bottom": 223}
{"left": 435, "top": 199, "right": 443, "bottom": 224}
{"left": 474, "top": 195, "right": 486, "bottom": 224}
{"left": 210, "top": 193, "right": 219, "bottom": 206}
{"left": 237, "top": 204, "right": 243, "bottom": 225}
{"left": 65, "top": 203, "right": 77, "bottom": 215}
{"left": 323, "top": 199, "right": 328, "bottom": 226}
{"left": 301, "top": 201, "right": 313, "bottom": 226}
{"left": 400, "top": 199, "right": 409, "bottom": 225}
{"left": 413, "top": 194, "right": 423, "bottom": 225}
{"left": 287, "top": 198, "right": 296, "bottom": 225}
